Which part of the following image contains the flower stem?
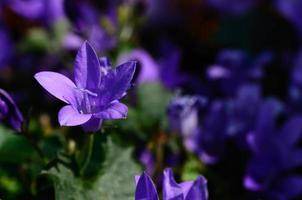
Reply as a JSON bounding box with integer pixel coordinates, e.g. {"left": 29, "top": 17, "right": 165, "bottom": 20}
{"left": 80, "top": 134, "right": 94, "bottom": 176}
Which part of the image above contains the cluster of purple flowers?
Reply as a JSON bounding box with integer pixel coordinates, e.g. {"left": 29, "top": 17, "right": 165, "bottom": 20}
{"left": 1, "top": 0, "right": 302, "bottom": 199}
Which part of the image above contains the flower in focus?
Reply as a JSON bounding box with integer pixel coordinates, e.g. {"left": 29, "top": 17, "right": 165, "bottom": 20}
{"left": 0, "top": 89, "right": 23, "bottom": 132}
{"left": 35, "top": 41, "right": 136, "bottom": 132}
{"left": 244, "top": 101, "right": 302, "bottom": 199}
{"left": 135, "top": 168, "right": 208, "bottom": 200}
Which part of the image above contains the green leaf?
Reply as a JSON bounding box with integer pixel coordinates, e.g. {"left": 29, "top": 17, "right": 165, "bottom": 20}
{"left": 136, "top": 82, "right": 172, "bottom": 128}
{"left": 0, "top": 126, "right": 39, "bottom": 163}
{"left": 44, "top": 138, "right": 141, "bottom": 200}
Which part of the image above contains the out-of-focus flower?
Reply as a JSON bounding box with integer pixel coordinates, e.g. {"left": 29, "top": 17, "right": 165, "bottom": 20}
{"left": 0, "top": 27, "right": 12, "bottom": 69}
{"left": 207, "top": 49, "right": 271, "bottom": 96}
{"left": 63, "top": 1, "right": 116, "bottom": 53}
{"left": 196, "top": 101, "right": 228, "bottom": 164}
{"left": 8, "top": 0, "right": 65, "bottom": 25}
{"left": 135, "top": 168, "right": 208, "bottom": 200}
{"left": 276, "top": 0, "right": 302, "bottom": 38}
{"left": 117, "top": 49, "right": 160, "bottom": 84}
{"left": 244, "top": 101, "right": 302, "bottom": 199}
{"left": 34, "top": 41, "right": 136, "bottom": 132}
{"left": 138, "top": 148, "right": 156, "bottom": 175}
{"left": 167, "top": 95, "right": 207, "bottom": 151}
{"left": 289, "top": 49, "right": 302, "bottom": 111}
{"left": 207, "top": 0, "right": 257, "bottom": 16}
{"left": 0, "top": 89, "right": 23, "bottom": 132}
{"left": 226, "top": 84, "right": 262, "bottom": 147}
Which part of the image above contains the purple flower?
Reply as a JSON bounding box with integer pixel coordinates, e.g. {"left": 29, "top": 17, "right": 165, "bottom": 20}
{"left": 135, "top": 168, "right": 208, "bottom": 200}
{"left": 62, "top": 1, "right": 116, "bottom": 53}
{"left": 117, "top": 49, "right": 160, "bottom": 84}
{"left": 207, "top": 49, "right": 271, "bottom": 96}
{"left": 244, "top": 101, "right": 302, "bottom": 199}
{"left": 226, "top": 84, "right": 262, "bottom": 148}
{"left": 276, "top": 0, "right": 302, "bottom": 39}
{"left": 34, "top": 41, "right": 136, "bottom": 132}
{"left": 0, "top": 28, "right": 12, "bottom": 69}
{"left": 8, "top": 0, "right": 65, "bottom": 25}
{"left": 207, "top": 0, "right": 257, "bottom": 16}
{"left": 0, "top": 89, "right": 23, "bottom": 132}
{"left": 167, "top": 95, "right": 207, "bottom": 152}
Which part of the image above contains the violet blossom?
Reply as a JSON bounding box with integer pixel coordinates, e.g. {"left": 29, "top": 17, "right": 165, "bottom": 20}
{"left": 167, "top": 95, "right": 207, "bottom": 152}
{"left": 0, "top": 89, "right": 23, "bottom": 132}
{"left": 244, "top": 101, "right": 302, "bottom": 199}
{"left": 34, "top": 41, "right": 136, "bottom": 132}
{"left": 63, "top": 0, "right": 116, "bottom": 53}
{"left": 8, "top": 0, "right": 65, "bottom": 25}
{"left": 0, "top": 27, "right": 12, "bottom": 69}
{"left": 117, "top": 49, "right": 160, "bottom": 84}
{"left": 276, "top": 0, "right": 302, "bottom": 39}
{"left": 135, "top": 168, "right": 208, "bottom": 200}
{"left": 207, "top": 49, "right": 271, "bottom": 96}
{"left": 207, "top": 0, "right": 257, "bottom": 16}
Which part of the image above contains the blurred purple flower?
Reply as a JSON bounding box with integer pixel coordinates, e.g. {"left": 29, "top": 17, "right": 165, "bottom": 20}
{"left": 207, "top": 0, "right": 257, "bottom": 16}
{"left": 8, "top": 0, "right": 65, "bottom": 25}
{"left": 135, "top": 168, "right": 208, "bottom": 200}
{"left": 138, "top": 148, "right": 156, "bottom": 175}
{"left": 276, "top": 0, "right": 302, "bottom": 38}
{"left": 0, "top": 28, "right": 12, "bottom": 69}
{"left": 289, "top": 49, "right": 302, "bottom": 111}
{"left": 0, "top": 89, "right": 23, "bottom": 132}
{"left": 63, "top": 1, "right": 116, "bottom": 53}
{"left": 158, "top": 44, "right": 192, "bottom": 90}
{"left": 167, "top": 95, "right": 207, "bottom": 151}
{"left": 197, "top": 101, "right": 228, "bottom": 164}
{"left": 117, "top": 49, "right": 160, "bottom": 84}
{"left": 207, "top": 49, "right": 271, "bottom": 96}
{"left": 244, "top": 101, "right": 302, "bottom": 199}
{"left": 34, "top": 41, "right": 136, "bottom": 132}
{"left": 226, "top": 84, "right": 262, "bottom": 147}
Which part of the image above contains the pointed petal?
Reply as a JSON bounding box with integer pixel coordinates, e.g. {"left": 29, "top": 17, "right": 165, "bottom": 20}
{"left": 81, "top": 117, "right": 102, "bottom": 132}
{"left": 135, "top": 172, "right": 159, "bottom": 200}
{"left": 58, "top": 105, "right": 91, "bottom": 126}
{"left": 163, "top": 168, "right": 184, "bottom": 200}
{"left": 98, "top": 61, "right": 136, "bottom": 106}
{"left": 74, "top": 41, "right": 101, "bottom": 90}
{"left": 185, "top": 176, "right": 208, "bottom": 200}
{"left": 94, "top": 101, "right": 128, "bottom": 120}
{"left": 34, "top": 71, "right": 77, "bottom": 104}
{"left": 0, "top": 89, "right": 23, "bottom": 132}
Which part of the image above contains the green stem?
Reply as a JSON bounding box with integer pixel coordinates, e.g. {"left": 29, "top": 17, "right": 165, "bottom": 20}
{"left": 80, "top": 134, "right": 94, "bottom": 176}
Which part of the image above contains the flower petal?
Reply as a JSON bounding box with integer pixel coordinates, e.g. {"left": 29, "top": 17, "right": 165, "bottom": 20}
{"left": 58, "top": 105, "right": 91, "bottom": 126}
{"left": 135, "top": 172, "right": 159, "bottom": 200}
{"left": 74, "top": 41, "right": 101, "bottom": 90}
{"left": 34, "top": 71, "right": 77, "bottom": 104}
{"left": 94, "top": 101, "right": 128, "bottom": 120}
{"left": 82, "top": 117, "right": 102, "bottom": 132}
{"left": 0, "top": 89, "right": 23, "bottom": 132}
{"left": 98, "top": 61, "right": 136, "bottom": 106}
{"left": 163, "top": 168, "right": 184, "bottom": 199}
{"left": 185, "top": 176, "right": 208, "bottom": 200}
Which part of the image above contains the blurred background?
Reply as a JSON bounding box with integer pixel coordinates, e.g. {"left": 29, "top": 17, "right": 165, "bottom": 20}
{"left": 1, "top": 0, "right": 302, "bottom": 199}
